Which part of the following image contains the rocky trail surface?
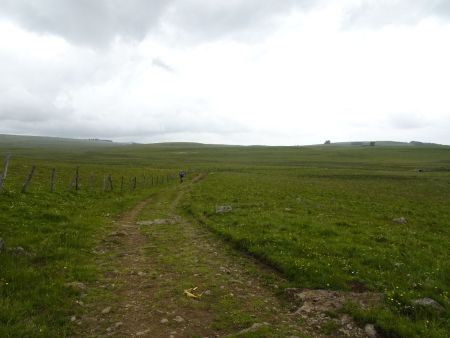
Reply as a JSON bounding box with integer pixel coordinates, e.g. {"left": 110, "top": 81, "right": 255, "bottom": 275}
{"left": 73, "top": 175, "right": 379, "bottom": 338}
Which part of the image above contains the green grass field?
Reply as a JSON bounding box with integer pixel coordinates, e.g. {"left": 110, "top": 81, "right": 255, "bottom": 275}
{"left": 0, "top": 135, "right": 449, "bottom": 337}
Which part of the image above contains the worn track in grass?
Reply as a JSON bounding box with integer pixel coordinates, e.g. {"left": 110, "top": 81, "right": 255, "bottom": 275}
{"left": 75, "top": 175, "right": 314, "bottom": 337}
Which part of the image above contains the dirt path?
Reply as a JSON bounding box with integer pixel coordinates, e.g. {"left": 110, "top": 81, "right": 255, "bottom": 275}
{"left": 75, "top": 176, "right": 316, "bottom": 337}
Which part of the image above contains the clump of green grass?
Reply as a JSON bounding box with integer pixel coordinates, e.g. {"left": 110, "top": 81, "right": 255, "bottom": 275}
{"left": 321, "top": 320, "right": 340, "bottom": 335}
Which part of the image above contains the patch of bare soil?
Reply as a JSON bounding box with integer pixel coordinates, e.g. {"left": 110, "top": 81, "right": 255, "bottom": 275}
{"left": 73, "top": 197, "right": 169, "bottom": 337}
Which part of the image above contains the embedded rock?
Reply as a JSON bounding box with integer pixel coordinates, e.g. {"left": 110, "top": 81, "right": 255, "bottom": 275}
{"left": 412, "top": 298, "right": 445, "bottom": 312}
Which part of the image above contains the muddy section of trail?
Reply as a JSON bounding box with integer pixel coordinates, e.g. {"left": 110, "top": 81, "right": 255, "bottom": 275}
{"left": 74, "top": 176, "right": 377, "bottom": 337}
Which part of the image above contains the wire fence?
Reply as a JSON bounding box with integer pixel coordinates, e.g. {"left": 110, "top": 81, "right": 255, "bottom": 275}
{"left": 0, "top": 154, "right": 189, "bottom": 195}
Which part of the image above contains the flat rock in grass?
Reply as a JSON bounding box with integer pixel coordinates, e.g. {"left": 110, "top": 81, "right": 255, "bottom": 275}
{"left": 109, "top": 231, "right": 127, "bottom": 237}
{"left": 106, "top": 322, "right": 122, "bottom": 332}
{"left": 285, "top": 288, "right": 382, "bottom": 312}
{"left": 101, "top": 306, "right": 112, "bottom": 314}
{"left": 215, "top": 205, "right": 232, "bottom": 213}
{"left": 65, "top": 281, "right": 87, "bottom": 291}
{"left": 364, "top": 324, "right": 377, "bottom": 338}
{"left": 136, "top": 329, "right": 151, "bottom": 336}
{"left": 173, "top": 315, "right": 184, "bottom": 323}
{"left": 412, "top": 298, "right": 445, "bottom": 312}
{"left": 285, "top": 288, "right": 382, "bottom": 337}
{"left": 392, "top": 216, "right": 407, "bottom": 224}
{"left": 234, "top": 322, "right": 270, "bottom": 335}
{"left": 8, "top": 246, "right": 31, "bottom": 256}
{"left": 0, "top": 238, "right": 4, "bottom": 252}
{"left": 137, "top": 218, "right": 178, "bottom": 226}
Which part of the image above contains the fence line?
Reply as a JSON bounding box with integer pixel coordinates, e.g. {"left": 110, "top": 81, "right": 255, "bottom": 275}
{"left": 0, "top": 154, "right": 189, "bottom": 195}
{"left": 0, "top": 153, "right": 11, "bottom": 192}
{"left": 21, "top": 165, "right": 36, "bottom": 193}
{"left": 50, "top": 168, "right": 56, "bottom": 193}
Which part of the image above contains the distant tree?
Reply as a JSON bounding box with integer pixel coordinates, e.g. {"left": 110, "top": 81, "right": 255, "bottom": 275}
{"left": 369, "top": 141, "right": 376, "bottom": 146}
{"left": 324, "top": 140, "right": 331, "bottom": 144}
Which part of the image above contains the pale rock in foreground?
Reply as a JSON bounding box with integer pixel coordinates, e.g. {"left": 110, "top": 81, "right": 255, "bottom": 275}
{"left": 101, "top": 306, "right": 111, "bottom": 314}
{"left": 216, "top": 205, "right": 232, "bottom": 213}
{"left": 65, "top": 281, "right": 87, "bottom": 291}
{"left": 234, "top": 322, "right": 270, "bottom": 335}
{"left": 412, "top": 298, "right": 445, "bottom": 312}
{"left": 136, "top": 329, "right": 151, "bottom": 336}
{"left": 173, "top": 315, "right": 184, "bottom": 323}
{"left": 392, "top": 216, "right": 407, "bottom": 224}
{"left": 364, "top": 323, "right": 377, "bottom": 338}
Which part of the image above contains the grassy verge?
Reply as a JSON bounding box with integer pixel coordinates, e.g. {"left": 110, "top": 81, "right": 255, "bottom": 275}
{"left": 0, "top": 157, "right": 177, "bottom": 337}
{"left": 182, "top": 166, "right": 450, "bottom": 337}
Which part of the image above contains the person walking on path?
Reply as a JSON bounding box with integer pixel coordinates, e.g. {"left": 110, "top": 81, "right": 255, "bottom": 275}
{"left": 179, "top": 170, "right": 185, "bottom": 183}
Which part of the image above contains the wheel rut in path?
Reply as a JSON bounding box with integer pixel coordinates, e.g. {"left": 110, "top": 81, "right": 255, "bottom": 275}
{"left": 75, "top": 175, "right": 314, "bottom": 338}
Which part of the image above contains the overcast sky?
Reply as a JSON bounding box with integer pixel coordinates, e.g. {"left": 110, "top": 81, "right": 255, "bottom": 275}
{"left": 0, "top": 0, "right": 449, "bottom": 145}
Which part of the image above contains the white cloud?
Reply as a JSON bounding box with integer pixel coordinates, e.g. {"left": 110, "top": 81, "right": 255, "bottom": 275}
{"left": 0, "top": 1, "right": 449, "bottom": 145}
{"left": 345, "top": 0, "right": 450, "bottom": 28}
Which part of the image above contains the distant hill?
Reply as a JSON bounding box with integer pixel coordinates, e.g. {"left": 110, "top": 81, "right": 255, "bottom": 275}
{"left": 0, "top": 134, "right": 233, "bottom": 149}
{"left": 0, "top": 133, "right": 447, "bottom": 149}
{"left": 309, "top": 140, "right": 446, "bottom": 147}
{"left": 0, "top": 134, "right": 123, "bottom": 149}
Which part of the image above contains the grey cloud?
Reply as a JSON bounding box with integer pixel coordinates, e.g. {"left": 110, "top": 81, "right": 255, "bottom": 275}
{"left": 0, "top": 0, "right": 316, "bottom": 46}
{"left": 0, "top": 46, "right": 106, "bottom": 125}
{"left": 0, "top": 0, "right": 171, "bottom": 47}
{"left": 4, "top": 1, "right": 448, "bottom": 47}
{"left": 1, "top": 108, "right": 246, "bottom": 140}
{"left": 0, "top": 99, "right": 66, "bottom": 123}
{"left": 163, "top": 0, "right": 311, "bottom": 42}
{"left": 345, "top": 0, "right": 450, "bottom": 28}
{"left": 152, "top": 58, "right": 175, "bottom": 73}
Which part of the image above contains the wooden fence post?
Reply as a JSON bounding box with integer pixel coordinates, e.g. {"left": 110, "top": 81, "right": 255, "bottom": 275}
{"left": 133, "top": 177, "right": 137, "bottom": 190}
{"left": 1, "top": 154, "right": 11, "bottom": 179}
{"left": 21, "top": 165, "right": 36, "bottom": 193}
{"left": 0, "top": 154, "right": 11, "bottom": 192}
{"left": 75, "top": 167, "right": 79, "bottom": 191}
{"left": 120, "top": 176, "right": 124, "bottom": 192}
{"left": 68, "top": 168, "right": 79, "bottom": 191}
{"left": 103, "top": 175, "right": 107, "bottom": 192}
{"left": 50, "top": 168, "right": 56, "bottom": 192}
{"left": 108, "top": 175, "right": 113, "bottom": 191}
{"left": 151, "top": 176, "right": 154, "bottom": 186}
